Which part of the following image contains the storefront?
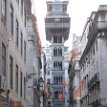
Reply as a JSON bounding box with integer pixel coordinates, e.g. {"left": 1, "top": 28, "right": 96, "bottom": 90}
{"left": 11, "top": 101, "right": 22, "bottom": 107}
{"left": 0, "top": 95, "right": 7, "bottom": 107}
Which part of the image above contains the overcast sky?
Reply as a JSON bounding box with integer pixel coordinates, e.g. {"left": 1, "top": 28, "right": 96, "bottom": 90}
{"left": 31, "top": 0, "right": 107, "bottom": 50}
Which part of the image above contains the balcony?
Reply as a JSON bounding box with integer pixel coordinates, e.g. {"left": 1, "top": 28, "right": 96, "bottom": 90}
{"left": 97, "top": 21, "right": 107, "bottom": 30}
{"left": 81, "top": 21, "right": 107, "bottom": 61}
{"left": 45, "top": 22, "right": 70, "bottom": 29}
{"left": 51, "top": 86, "right": 64, "bottom": 91}
{"left": 45, "top": 18, "right": 70, "bottom": 41}
{"left": 47, "top": 83, "right": 64, "bottom": 88}
{"left": 89, "top": 91, "right": 100, "bottom": 104}
{"left": 88, "top": 21, "right": 107, "bottom": 39}
{"left": 45, "top": 18, "right": 70, "bottom": 29}
{"left": 52, "top": 70, "right": 65, "bottom": 74}
{"left": 51, "top": 83, "right": 64, "bottom": 88}
{"left": 88, "top": 72, "right": 100, "bottom": 89}
{"left": 52, "top": 98, "right": 65, "bottom": 106}
{"left": 46, "top": 12, "right": 69, "bottom": 16}
{"left": 52, "top": 98, "right": 65, "bottom": 101}
{"left": 52, "top": 56, "right": 64, "bottom": 61}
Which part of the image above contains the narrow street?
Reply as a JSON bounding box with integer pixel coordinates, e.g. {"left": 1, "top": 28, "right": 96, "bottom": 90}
{"left": 0, "top": 0, "right": 107, "bottom": 107}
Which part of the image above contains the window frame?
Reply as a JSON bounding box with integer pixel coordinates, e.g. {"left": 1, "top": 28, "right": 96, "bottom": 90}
{"left": 16, "top": 64, "right": 18, "bottom": 93}
{"left": 20, "top": 32, "right": 23, "bottom": 55}
{"left": 10, "top": 4, "right": 14, "bottom": 35}
{"left": 10, "top": 56, "right": 13, "bottom": 89}
{"left": 2, "top": 0, "right": 6, "bottom": 18}
{"left": 20, "top": 71, "right": 23, "bottom": 97}
{"left": 24, "top": 41, "right": 26, "bottom": 61}
{"left": 2, "top": 43, "right": 6, "bottom": 76}
{"left": 16, "top": 20, "right": 19, "bottom": 46}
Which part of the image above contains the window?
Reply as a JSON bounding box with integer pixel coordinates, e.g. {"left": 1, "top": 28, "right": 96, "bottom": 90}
{"left": 53, "top": 36, "right": 62, "bottom": 43}
{"left": 59, "top": 48, "right": 62, "bottom": 56}
{"left": 93, "top": 45, "right": 95, "bottom": 55}
{"left": 53, "top": 4, "right": 61, "bottom": 13}
{"left": 47, "top": 79, "right": 50, "bottom": 84}
{"left": 96, "top": 40, "right": 98, "bottom": 51}
{"left": 2, "top": 43, "right": 6, "bottom": 76}
{"left": 47, "top": 71, "right": 50, "bottom": 75}
{"left": 54, "top": 91, "right": 59, "bottom": 99}
{"left": 101, "top": 13, "right": 105, "bottom": 21}
{"left": 63, "top": 4, "right": 67, "bottom": 12}
{"left": 88, "top": 54, "right": 90, "bottom": 64}
{"left": 90, "top": 50, "right": 92, "bottom": 59}
{"left": 2, "top": 0, "right": 6, "bottom": 18}
{"left": 24, "top": 41, "right": 26, "bottom": 61}
{"left": 16, "top": 0, "right": 19, "bottom": 6}
{"left": 10, "top": 56, "right": 13, "bottom": 89}
{"left": 16, "top": 20, "right": 19, "bottom": 46}
{"left": 10, "top": 4, "right": 14, "bottom": 35}
{"left": 48, "top": 87, "right": 51, "bottom": 98}
{"left": 53, "top": 48, "right": 62, "bottom": 57}
{"left": 20, "top": 71, "right": 22, "bottom": 97}
{"left": 21, "top": 0, "right": 23, "bottom": 17}
{"left": 53, "top": 61, "right": 62, "bottom": 70}
{"left": 58, "top": 36, "right": 62, "bottom": 43}
{"left": 48, "top": 101, "right": 51, "bottom": 106}
{"left": 53, "top": 48, "right": 57, "bottom": 56}
{"left": 54, "top": 91, "right": 63, "bottom": 99}
{"left": 24, "top": 77, "right": 26, "bottom": 99}
{"left": 16, "top": 65, "right": 18, "bottom": 93}
{"left": 54, "top": 76, "right": 62, "bottom": 84}
{"left": 21, "top": 32, "right": 23, "bottom": 55}
{"left": 57, "top": 48, "right": 62, "bottom": 56}
{"left": 54, "top": 36, "right": 57, "bottom": 43}
{"left": 24, "top": 9, "right": 26, "bottom": 26}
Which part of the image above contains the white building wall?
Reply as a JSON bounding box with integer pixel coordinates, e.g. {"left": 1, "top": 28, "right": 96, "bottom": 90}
{"left": 4, "top": 0, "right": 31, "bottom": 107}
{"left": 0, "top": 0, "right": 9, "bottom": 106}
{"left": 80, "top": 5, "right": 107, "bottom": 107}
{"left": 26, "top": 18, "right": 41, "bottom": 107}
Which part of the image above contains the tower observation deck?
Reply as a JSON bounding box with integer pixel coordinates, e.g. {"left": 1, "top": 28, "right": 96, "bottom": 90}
{"left": 45, "top": 0, "right": 70, "bottom": 41}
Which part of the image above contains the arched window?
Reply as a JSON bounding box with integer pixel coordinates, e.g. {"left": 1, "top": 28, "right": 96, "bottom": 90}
{"left": 53, "top": 48, "right": 57, "bottom": 56}
{"left": 58, "top": 48, "right": 62, "bottom": 56}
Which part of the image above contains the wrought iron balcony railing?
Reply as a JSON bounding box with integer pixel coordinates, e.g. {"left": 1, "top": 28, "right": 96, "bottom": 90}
{"left": 88, "top": 72, "right": 100, "bottom": 89}
{"left": 88, "top": 21, "right": 107, "bottom": 39}
{"left": 45, "top": 22, "right": 70, "bottom": 28}
{"left": 52, "top": 98, "right": 65, "bottom": 102}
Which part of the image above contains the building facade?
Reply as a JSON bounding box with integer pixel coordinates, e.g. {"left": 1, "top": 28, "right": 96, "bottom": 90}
{"left": 80, "top": 5, "right": 107, "bottom": 107}
{"left": 43, "top": 45, "right": 52, "bottom": 107}
{"left": 0, "top": 0, "right": 31, "bottom": 107}
{"left": 63, "top": 47, "right": 71, "bottom": 107}
{"left": 0, "top": 0, "right": 9, "bottom": 106}
{"left": 8, "top": 0, "right": 31, "bottom": 106}
{"left": 68, "top": 34, "right": 81, "bottom": 107}
{"left": 41, "top": 47, "right": 47, "bottom": 107}
{"left": 45, "top": 0, "right": 70, "bottom": 107}
{"left": 26, "top": 15, "right": 42, "bottom": 107}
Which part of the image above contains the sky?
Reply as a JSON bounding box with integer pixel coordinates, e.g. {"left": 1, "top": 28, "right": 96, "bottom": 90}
{"left": 31, "top": 0, "right": 107, "bottom": 50}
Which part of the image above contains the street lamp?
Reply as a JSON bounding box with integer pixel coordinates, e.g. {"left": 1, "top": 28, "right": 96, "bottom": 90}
{"left": 39, "top": 77, "right": 44, "bottom": 96}
{"left": 39, "top": 77, "right": 44, "bottom": 88}
{"left": 39, "top": 77, "right": 45, "bottom": 107}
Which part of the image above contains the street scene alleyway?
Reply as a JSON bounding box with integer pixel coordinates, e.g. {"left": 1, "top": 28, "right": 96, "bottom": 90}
{"left": 0, "top": 0, "right": 107, "bottom": 107}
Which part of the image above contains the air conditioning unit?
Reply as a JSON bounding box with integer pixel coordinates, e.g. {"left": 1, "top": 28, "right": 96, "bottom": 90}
{"left": 0, "top": 75, "right": 6, "bottom": 92}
